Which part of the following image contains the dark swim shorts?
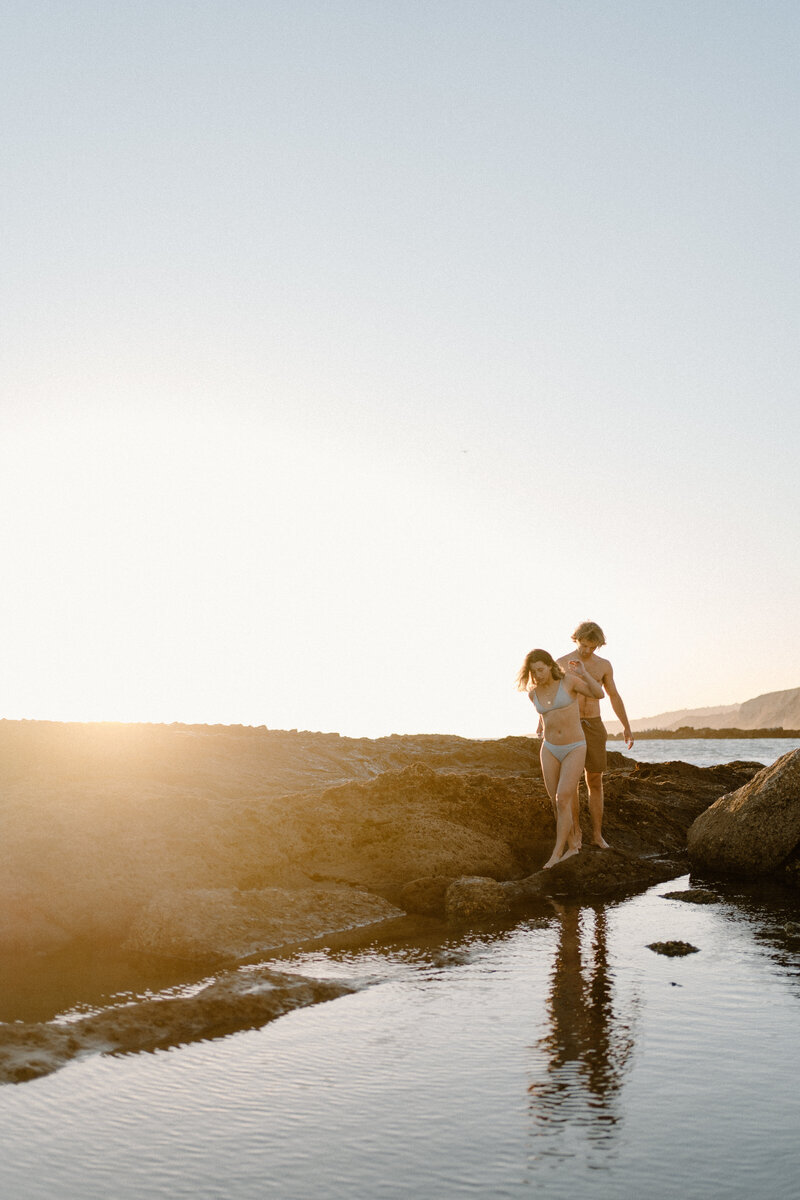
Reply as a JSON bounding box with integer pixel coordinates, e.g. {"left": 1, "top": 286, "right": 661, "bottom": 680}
{"left": 580, "top": 717, "right": 607, "bottom": 773}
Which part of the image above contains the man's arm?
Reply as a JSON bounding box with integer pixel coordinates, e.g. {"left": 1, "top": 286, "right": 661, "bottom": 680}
{"left": 604, "top": 665, "right": 634, "bottom": 748}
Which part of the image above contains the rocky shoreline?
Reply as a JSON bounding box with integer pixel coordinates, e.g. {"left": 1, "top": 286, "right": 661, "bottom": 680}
{"left": 1, "top": 721, "right": 797, "bottom": 1085}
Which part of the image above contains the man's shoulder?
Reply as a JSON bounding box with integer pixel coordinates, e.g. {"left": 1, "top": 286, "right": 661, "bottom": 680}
{"left": 590, "top": 653, "right": 613, "bottom": 677}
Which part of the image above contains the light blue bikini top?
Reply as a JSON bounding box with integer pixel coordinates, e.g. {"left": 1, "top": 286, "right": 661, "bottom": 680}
{"left": 530, "top": 679, "right": 574, "bottom": 715}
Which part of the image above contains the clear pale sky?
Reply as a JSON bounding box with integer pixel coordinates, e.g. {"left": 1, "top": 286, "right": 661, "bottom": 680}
{"left": 3, "top": 1, "right": 799, "bottom": 738}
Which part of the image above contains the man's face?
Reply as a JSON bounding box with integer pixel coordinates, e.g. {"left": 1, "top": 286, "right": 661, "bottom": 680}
{"left": 576, "top": 638, "right": 599, "bottom": 659}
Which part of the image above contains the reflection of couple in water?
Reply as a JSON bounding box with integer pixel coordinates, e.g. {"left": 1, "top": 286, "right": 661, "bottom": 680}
{"left": 517, "top": 621, "right": 634, "bottom": 870}
{"left": 528, "top": 901, "right": 635, "bottom": 1143}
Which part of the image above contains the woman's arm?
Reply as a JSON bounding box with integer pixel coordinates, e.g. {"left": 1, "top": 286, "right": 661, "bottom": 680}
{"left": 566, "top": 661, "right": 604, "bottom": 699}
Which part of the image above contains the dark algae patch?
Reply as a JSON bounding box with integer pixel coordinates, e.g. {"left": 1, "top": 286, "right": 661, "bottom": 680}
{"left": 660, "top": 889, "right": 717, "bottom": 904}
{"left": 647, "top": 940, "right": 700, "bottom": 956}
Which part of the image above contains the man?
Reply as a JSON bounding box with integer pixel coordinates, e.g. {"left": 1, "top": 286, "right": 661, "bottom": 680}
{"left": 555, "top": 621, "right": 634, "bottom": 849}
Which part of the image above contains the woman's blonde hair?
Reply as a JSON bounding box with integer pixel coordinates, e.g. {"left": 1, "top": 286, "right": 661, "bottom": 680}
{"left": 516, "top": 648, "right": 564, "bottom": 691}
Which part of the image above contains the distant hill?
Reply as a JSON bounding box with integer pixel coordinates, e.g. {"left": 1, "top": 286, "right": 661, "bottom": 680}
{"left": 607, "top": 686, "right": 800, "bottom": 733}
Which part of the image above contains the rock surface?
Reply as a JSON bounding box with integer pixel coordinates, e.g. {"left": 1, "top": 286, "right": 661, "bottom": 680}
{"left": 124, "top": 886, "right": 404, "bottom": 961}
{"left": 446, "top": 876, "right": 511, "bottom": 920}
{"left": 0, "top": 966, "right": 351, "bottom": 1085}
{"left": 0, "top": 721, "right": 761, "bottom": 956}
{"left": 0, "top": 720, "right": 770, "bottom": 1086}
{"left": 687, "top": 749, "right": 800, "bottom": 876}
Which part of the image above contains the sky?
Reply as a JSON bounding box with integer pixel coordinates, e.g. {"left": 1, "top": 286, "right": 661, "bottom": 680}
{"left": 2, "top": 0, "right": 799, "bottom": 738}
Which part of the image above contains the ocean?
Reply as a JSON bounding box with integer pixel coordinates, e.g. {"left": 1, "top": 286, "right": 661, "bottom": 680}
{"left": 613, "top": 736, "right": 800, "bottom": 768}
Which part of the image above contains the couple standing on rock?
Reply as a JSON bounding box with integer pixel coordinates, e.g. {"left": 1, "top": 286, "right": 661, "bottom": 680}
{"left": 517, "top": 621, "right": 634, "bottom": 870}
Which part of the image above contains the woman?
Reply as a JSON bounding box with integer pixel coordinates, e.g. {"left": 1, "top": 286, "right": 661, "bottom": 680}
{"left": 517, "top": 648, "right": 604, "bottom": 869}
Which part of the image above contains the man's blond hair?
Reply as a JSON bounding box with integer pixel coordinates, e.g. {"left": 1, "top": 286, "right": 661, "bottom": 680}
{"left": 571, "top": 620, "right": 606, "bottom": 647}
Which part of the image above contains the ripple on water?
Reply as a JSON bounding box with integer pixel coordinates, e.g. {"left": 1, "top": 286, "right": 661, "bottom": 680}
{"left": 0, "top": 880, "right": 799, "bottom": 1200}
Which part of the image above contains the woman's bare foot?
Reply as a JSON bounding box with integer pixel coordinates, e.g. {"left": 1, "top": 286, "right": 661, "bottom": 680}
{"left": 592, "top": 836, "right": 610, "bottom": 850}
{"left": 544, "top": 845, "right": 579, "bottom": 870}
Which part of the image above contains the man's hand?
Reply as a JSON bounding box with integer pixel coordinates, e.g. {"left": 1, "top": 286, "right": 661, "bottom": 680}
{"left": 623, "top": 728, "right": 634, "bottom": 750}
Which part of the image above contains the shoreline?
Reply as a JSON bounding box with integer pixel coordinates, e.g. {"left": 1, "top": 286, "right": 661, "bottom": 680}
{"left": 608, "top": 727, "right": 800, "bottom": 740}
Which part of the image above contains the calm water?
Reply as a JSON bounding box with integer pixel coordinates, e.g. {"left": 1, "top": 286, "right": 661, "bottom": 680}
{"left": 613, "top": 737, "right": 800, "bottom": 767}
{"left": 1, "top": 876, "right": 799, "bottom": 1199}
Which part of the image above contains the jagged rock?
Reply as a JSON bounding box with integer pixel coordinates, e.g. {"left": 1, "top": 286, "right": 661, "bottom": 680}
{"left": 124, "top": 886, "right": 404, "bottom": 961}
{"left": 687, "top": 749, "right": 800, "bottom": 876}
{"left": 446, "top": 877, "right": 511, "bottom": 920}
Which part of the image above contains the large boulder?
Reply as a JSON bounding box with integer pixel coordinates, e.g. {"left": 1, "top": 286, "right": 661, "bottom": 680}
{"left": 687, "top": 749, "right": 800, "bottom": 876}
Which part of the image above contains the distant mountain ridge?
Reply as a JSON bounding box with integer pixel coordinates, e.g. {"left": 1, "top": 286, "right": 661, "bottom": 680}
{"left": 607, "top": 686, "right": 800, "bottom": 733}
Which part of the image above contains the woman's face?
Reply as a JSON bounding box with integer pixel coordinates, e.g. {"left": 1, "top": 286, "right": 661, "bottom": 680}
{"left": 530, "top": 660, "right": 552, "bottom": 685}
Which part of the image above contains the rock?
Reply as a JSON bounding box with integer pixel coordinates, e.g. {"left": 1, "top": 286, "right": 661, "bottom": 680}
{"left": 0, "top": 719, "right": 762, "bottom": 957}
{"left": 124, "top": 886, "right": 404, "bottom": 962}
{"left": 397, "top": 876, "right": 455, "bottom": 916}
{"left": 504, "top": 848, "right": 684, "bottom": 901}
{"left": 647, "top": 941, "right": 699, "bottom": 956}
{"left": 446, "top": 877, "right": 511, "bottom": 920}
{"left": 660, "top": 888, "right": 717, "bottom": 904}
{"left": 687, "top": 749, "right": 800, "bottom": 876}
{"left": 0, "top": 966, "right": 351, "bottom": 1085}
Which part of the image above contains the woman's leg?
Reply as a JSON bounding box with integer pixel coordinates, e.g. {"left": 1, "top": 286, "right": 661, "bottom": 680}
{"left": 544, "top": 744, "right": 587, "bottom": 869}
{"left": 540, "top": 743, "right": 560, "bottom": 822}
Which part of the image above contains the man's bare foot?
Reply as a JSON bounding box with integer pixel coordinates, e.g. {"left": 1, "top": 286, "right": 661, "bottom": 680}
{"left": 592, "top": 836, "right": 610, "bottom": 850}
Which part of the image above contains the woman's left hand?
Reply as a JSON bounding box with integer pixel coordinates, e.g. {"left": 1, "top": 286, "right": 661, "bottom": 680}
{"left": 568, "top": 658, "right": 586, "bottom": 676}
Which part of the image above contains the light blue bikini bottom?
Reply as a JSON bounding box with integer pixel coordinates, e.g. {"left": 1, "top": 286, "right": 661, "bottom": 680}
{"left": 542, "top": 738, "right": 586, "bottom": 763}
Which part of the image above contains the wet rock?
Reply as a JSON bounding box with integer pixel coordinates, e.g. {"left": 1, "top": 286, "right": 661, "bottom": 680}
{"left": 647, "top": 941, "right": 699, "bottom": 956}
{"left": 0, "top": 966, "right": 351, "bottom": 1086}
{"left": 660, "top": 888, "right": 718, "bottom": 904}
{"left": 124, "top": 886, "right": 404, "bottom": 962}
{"left": 505, "top": 849, "right": 683, "bottom": 902}
{"left": 688, "top": 749, "right": 800, "bottom": 877}
{"left": 446, "top": 877, "right": 511, "bottom": 920}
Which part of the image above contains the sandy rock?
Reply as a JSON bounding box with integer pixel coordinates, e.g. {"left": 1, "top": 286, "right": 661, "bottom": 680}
{"left": 124, "top": 886, "right": 404, "bottom": 961}
{"left": 687, "top": 749, "right": 800, "bottom": 876}
{"left": 445, "top": 876, "right": 511, "bottom": 920}
{"left": 0, "top": 882, "right": 72, "bottom": 955}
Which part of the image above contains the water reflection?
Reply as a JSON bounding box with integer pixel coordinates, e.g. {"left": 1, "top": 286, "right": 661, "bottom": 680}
{"left": 528, "top": 902, "right": 637, "bottom": 1152}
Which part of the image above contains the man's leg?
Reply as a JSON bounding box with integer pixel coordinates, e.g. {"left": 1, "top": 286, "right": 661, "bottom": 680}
{"left": 585, "top": 770, "right": 609, "bottom": 849}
